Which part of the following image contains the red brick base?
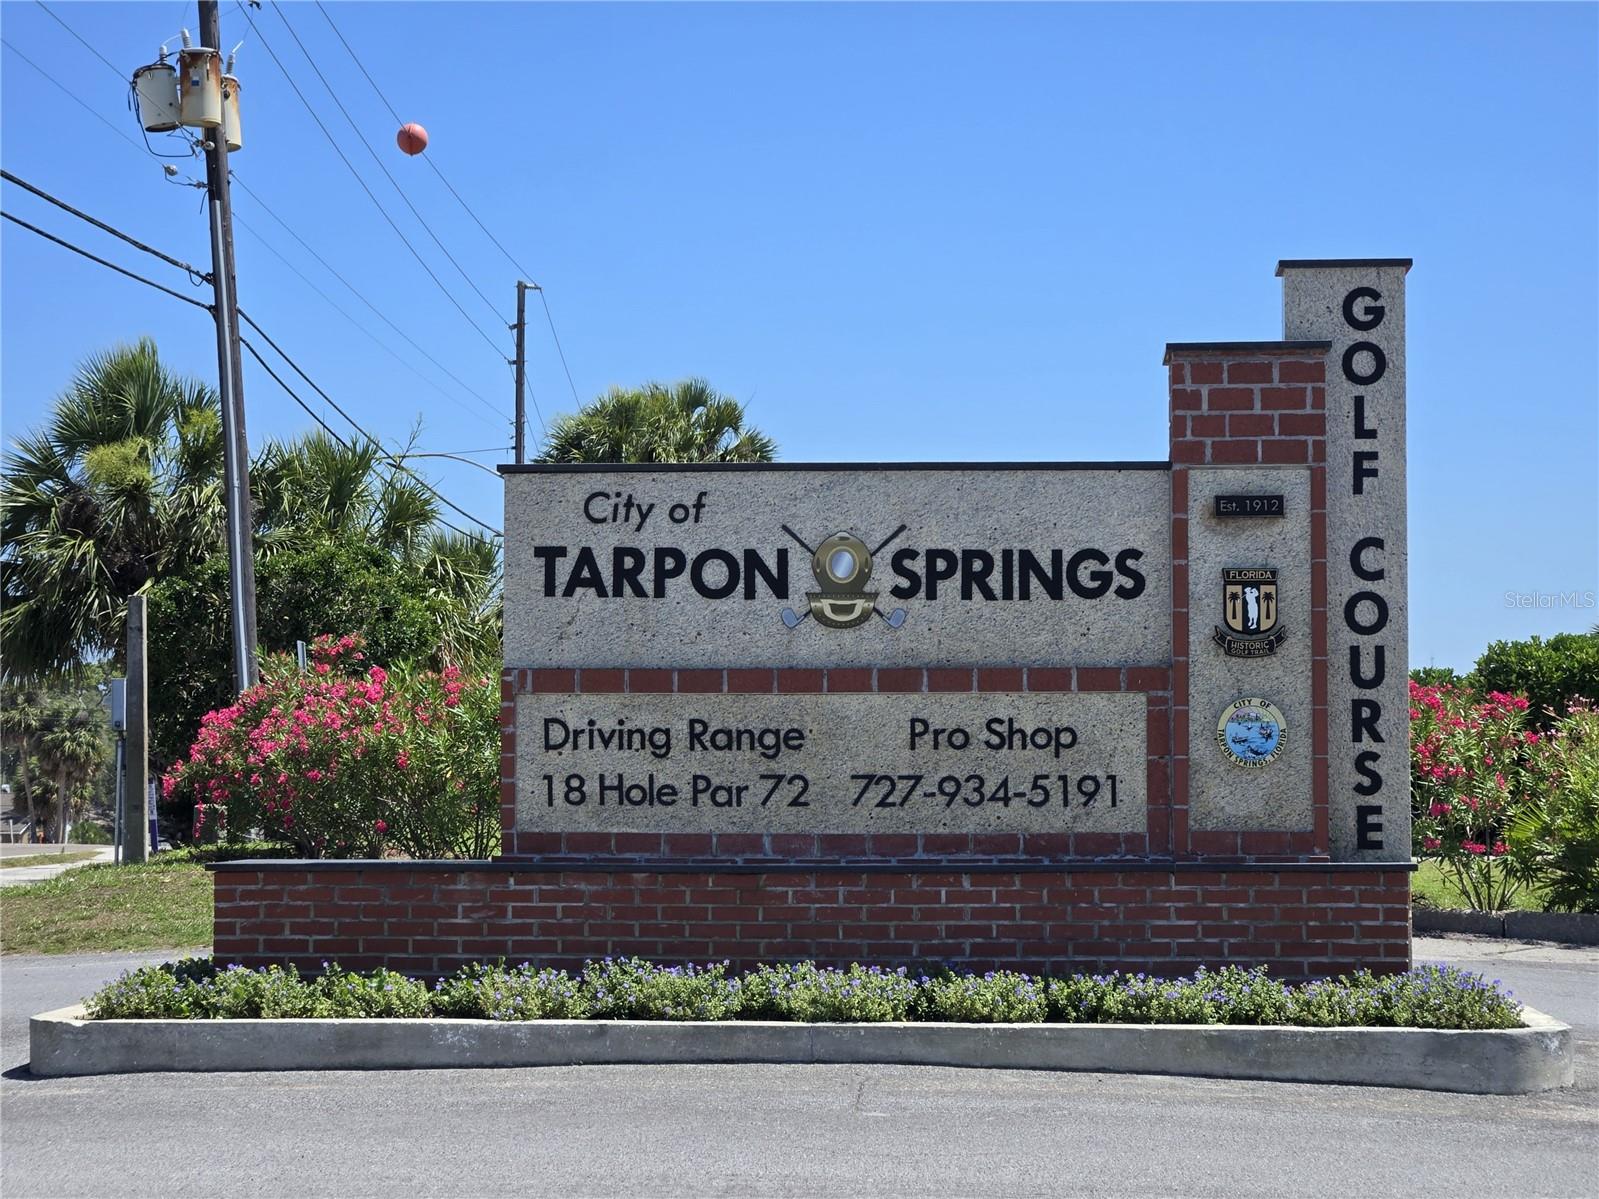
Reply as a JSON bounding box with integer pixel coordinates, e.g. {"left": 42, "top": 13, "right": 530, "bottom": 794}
{"left": 210, "top": 862, "right": 1411, "bottom": 981}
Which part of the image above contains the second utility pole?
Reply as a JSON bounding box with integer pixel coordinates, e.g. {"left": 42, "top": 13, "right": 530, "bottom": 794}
{"left": 199, "top": 0, "right": 259, "bottom": 691}
{"left": 513, "top": 280, "right": 529, "bottom": 463}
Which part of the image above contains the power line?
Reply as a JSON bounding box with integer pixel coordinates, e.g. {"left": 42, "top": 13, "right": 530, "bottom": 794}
{"left": 396, "top": 452, "right": 503, "bottom": 479}
{"left": 226, "top": 170, "right": 507, "bottom": 429}
{"left": 513, "top": 284, "right": 549, "bottom": 443}
{"left": 234, "top": 1, "right": 510, "bottom": 363}
{"left": 236, "top": 335, "right": 350, "bottom": 446}
{"left": 2, "top": 204, "right": 501, "bottom": 538}
{"left": 8, "top": 13, "right": 507, "bottom": 436}
{"left": 311, "top": 0, "right": 532, "bottom": 283}
{"left": 1, "top": 209, "right": 209, "bottom": 311}
{"left": 3, "top": 146, "right": 502, "bottom": 433}
{"left": 34, "top": 1, "right": 126, "bottom": 81}
{"left": 311, "top": 0, "right": 583, "bottom": 413}
{"left": 22, "top": 2, "right": 568, "bottom": 458}
{"left": 29, "top": 4, "right": 196, "bottom": 162}
{"left": 269, "top": 0, "right": 505, "bottom": 327}
{"left": 2, "top": 30, "right": 504, "bottom": 538}
{"left": 237, "top": 310, "right": 503, "bottom": 536}
{"left": 536, "top": 287, "right": 582, "bottom": 410}
{"left": 238, "top": 337, "right": 488, "bottom": 541}
{"left": 0, "top": 38, "right": 150, "bottom": 159}
{"left": 1, "top": 169, "right": 209, "bottom": 282}
{"left": 231, "top": 207, "right": 505, "bottom": 434}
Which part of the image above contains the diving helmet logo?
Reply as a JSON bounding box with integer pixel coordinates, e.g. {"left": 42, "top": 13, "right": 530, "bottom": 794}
{"left": 808, "top": 532, "right": 876, "bottom": 629}
{"left": 780, "top": 524, "right": 908, "bottom": 630}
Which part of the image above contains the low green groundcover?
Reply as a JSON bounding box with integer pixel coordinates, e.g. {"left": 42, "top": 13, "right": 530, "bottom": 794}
{"left": 83, "top": 959, "right": 1522, "bottom": 1030}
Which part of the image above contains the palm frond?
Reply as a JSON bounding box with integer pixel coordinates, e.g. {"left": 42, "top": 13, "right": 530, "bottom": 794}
{"left": 536, "top": 379, "right": 775, "bottom": 465}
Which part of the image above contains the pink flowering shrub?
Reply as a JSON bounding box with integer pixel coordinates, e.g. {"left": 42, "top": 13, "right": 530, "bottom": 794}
{"left": 163, "top": 635, "right": 498, "bottom": 859}
{"left": 1409, "top": 679, "right": 1549, "bottom": 910}
{"left": 1505, "top": 701, "right": 1599, "bottom": 913}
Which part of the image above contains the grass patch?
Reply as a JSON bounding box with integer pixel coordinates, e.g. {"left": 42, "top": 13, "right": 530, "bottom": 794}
{"left": 0, "top": 858, "right": 211, "bottom": 955}
{"left": 1411, "top": 859, "right": 1547, "bottom": 912}
{"left": 158, "top": 842, "right": 297, "bottom": 865}
{"left": 0, "top": 850, "right": 104, "bottom": 869}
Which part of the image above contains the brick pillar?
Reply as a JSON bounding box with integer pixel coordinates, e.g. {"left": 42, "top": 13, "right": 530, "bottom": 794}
{"left": 1168, "top": 344, "right": 1330, "bottom": 467}
{"left": 1166, "top": 342, "right": 1331, "bottom": 859}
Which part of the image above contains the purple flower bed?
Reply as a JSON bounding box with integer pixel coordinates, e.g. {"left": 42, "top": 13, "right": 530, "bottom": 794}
{"left": 85, "top": 958, "right": 1522, "bottom": 1030}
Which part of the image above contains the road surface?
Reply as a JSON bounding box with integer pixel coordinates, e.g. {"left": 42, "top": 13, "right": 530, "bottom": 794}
{"left": 1, "top": 934, "right": 1593, "bottom": 1198}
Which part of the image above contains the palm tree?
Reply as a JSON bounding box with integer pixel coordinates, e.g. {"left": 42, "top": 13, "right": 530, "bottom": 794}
{"left": 538, "top": 379, "right": 776, "bottom": 464}
{"left": 253, "top": 432, "right": 500, "bottom": 664}
{"left": 0, "top": 683, "right": 46, "bottom": 829}
{"left": 39, "top": 713, "right": 105, "bottom": 844}
{"left": 35, "top": 700, "right": 107, "bottom": 843}
{"left": 252, "top": 431, "right": 442, "bottom": 560}
{"left": 417, "top": 530, "right": 502, "bottom": 666}
{"left": 1, "top": 339, "right": 223, "bottom": 676}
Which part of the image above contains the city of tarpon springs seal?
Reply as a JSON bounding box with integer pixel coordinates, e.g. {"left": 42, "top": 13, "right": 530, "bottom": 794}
{"left": 1215, "top": 697, "right": 1289, "bottom": 768}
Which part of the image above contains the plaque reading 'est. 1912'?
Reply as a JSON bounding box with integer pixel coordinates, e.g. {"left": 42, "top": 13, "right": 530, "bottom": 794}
{"left": 1214, "top": 494, "right": 1285, "bottom": 518}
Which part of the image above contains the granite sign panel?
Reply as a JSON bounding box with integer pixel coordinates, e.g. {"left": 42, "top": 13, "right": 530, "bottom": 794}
{"left": 503, "top": 466, "right": 1171, "bottom": 669}
{"left": 514, "top": 692, "right": 1147, "bottom": 833}
{"left": 1184, "top": 466, "right": 1314, "bottom": 832}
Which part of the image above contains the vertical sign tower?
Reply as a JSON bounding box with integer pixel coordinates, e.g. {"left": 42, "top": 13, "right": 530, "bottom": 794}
{"left": 1277, "top": 259, "right": 1411, "bottom": 861}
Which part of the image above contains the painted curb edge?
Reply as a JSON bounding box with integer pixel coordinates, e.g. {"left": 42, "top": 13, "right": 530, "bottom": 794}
{"left": 1413, "top": 909, "right": 1599, "bottom": 946}
{"left": 28, "top": 1005, "right": 1573, "bottom": 1094}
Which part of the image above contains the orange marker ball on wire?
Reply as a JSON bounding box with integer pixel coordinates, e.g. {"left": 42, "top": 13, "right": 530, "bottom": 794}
{"left": 396, "top": 123, "right": 429, "bottom": 155}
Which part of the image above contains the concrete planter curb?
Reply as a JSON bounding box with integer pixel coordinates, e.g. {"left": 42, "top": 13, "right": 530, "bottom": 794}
{"left": 1414, "top": 909, "right": 1599, "bottom": 946}
{"left": 29, "top": 1004, "right": 1573, "bottom": 1094}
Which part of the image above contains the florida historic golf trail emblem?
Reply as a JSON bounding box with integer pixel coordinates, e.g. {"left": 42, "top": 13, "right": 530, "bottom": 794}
{"left": 1214, "top": 567, "right": 1287, "bottom": 658}
{"left": 1215, "top": 698, "right": 1288, "bottom": 768}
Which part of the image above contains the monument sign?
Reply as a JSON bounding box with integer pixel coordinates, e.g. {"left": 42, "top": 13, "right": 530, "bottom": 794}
{"left": 213, "top": 259, "right": 1415, "bottom": 981}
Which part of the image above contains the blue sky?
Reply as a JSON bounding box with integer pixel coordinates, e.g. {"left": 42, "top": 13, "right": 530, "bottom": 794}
{"left": 2, "top": 1, "right": 1595, "bottom": 671}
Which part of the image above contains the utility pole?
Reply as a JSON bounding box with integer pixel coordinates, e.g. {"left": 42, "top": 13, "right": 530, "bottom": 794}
{"left": 124, "top": 597, "right": 150, "bottom": 864}
{"left": 199, "top": 0, "right": 259, "bottom": 692}
{"left": 105, "top": 678, "right": 127, "bottom": 863}
{"left": 512, "top": 280, "right": 529, "bottom": 463}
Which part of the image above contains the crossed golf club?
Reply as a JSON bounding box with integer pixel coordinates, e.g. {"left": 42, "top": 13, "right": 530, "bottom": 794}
{"left": 779, "top": 524, "right": 909, "bottom": 630}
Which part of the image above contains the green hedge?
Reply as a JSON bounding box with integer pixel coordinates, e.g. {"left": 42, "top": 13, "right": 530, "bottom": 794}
{"left": 86, "top": 957, "right": 1523, "bottom": 1031}
{"left": 1472, "top": 631, "right": 1599, "bottom": 723}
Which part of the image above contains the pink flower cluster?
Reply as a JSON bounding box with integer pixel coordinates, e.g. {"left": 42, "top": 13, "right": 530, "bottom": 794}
{"left": 1410, "top": 678, "right": 1553, "bottom": 893}
{"left": 162, "top": 634, "right": 497, "bottom": 858}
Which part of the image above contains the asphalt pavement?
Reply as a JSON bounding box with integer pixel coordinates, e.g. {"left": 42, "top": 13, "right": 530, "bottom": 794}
{"left": 1, "top": 935, "right": 1594, "bottom": 1199}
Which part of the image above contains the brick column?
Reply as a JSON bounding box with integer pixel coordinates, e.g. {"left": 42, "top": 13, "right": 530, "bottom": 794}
{"left": 1166, "top": 341, "right": 1331, "bottom": 859}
